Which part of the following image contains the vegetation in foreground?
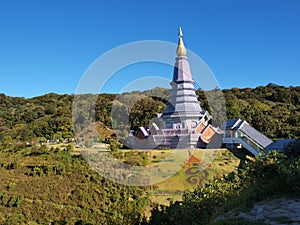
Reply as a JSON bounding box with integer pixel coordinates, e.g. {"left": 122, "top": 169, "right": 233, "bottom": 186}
{"left": 0, "top": 144, "right": 149, "bottom": 225}
{"left": 1, "top": 141, "right": 299, "bottom": 224}
{"left": 147, "top": 146, "right": 300, "bottom": 225}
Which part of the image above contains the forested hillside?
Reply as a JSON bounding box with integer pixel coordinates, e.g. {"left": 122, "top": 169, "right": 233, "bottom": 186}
{"left": 0, "top": 84, "right": 299, "bottom": 224}
{"left": 0, "top": 84, "right": 299, "bottom": 146}
{"left": 223, "top": 83, "right": 300, "bottom": 139}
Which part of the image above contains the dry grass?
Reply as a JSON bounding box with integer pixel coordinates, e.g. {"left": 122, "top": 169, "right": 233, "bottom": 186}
{"left": 150, "top": 149, "right": 240, "bottom": 205}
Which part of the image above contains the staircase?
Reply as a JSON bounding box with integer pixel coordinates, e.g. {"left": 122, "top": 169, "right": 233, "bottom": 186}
{"left": 223, "top": 136, "right": 266, "bottom": 156}
{"left": 223, "top": 119, "right": 273, "bottom": 156}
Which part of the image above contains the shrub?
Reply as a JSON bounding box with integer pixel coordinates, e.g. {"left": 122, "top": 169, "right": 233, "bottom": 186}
{"left": 1, "top": 161, "right": 18, "bottom": 170}
{"left": 65, "top": 144, "right": 74, "bottom": 152}
{"left": 284, "top": 139, "right": 300, "bottom": 158}
{"left": 4, "top": 213, "right": 27, "bottom": 225}
{"left": 30, "top": 145, "right": 48, "bottom": 156}
{"left": 109, "top": 139, "right": 123, "bottom": 152}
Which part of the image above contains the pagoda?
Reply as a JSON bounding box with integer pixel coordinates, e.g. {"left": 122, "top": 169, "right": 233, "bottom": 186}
{"left": 128, "top": 28, "right": 220, "bottom": 149}
{"left": 161, "top": 27, "right": 208, "bottom": 130}
{"left": 126, "top": 28, "right": 277, "bottom": 155}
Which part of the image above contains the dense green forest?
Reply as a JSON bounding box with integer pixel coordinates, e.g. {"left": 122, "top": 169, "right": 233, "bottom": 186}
{"left": 0, "top": 83, "right": 299, "bottom": 146}
{"left": 223, "top": 84, "right": 300, "bottom": 139}
{"left": 0, "top": 84, "right": 299, "bottom": 224}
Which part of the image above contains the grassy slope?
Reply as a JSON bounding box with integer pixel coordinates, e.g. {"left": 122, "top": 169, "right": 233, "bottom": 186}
{"left": 0, "top": 145, "right": 243, "bottom": 224}
{"left": 0, "top": 145, "right": 148, "bottom": 225}
{"left": 0, "top": 148, "right": 101, "bottom": 224}
{"left": 150, "top": 149, "right": 241, "bottom": 205}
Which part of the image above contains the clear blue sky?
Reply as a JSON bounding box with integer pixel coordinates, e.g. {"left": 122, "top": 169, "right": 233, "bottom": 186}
{"left": 0, "top": 0, "right": 299, "bottom": 97}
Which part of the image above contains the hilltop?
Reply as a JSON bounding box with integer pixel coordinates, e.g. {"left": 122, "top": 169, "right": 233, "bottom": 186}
{"left": 0, "top": 84, "right": 299, "bottom": 145}
{"left": 0, "top": 84, "right": 299, "bottom": 224}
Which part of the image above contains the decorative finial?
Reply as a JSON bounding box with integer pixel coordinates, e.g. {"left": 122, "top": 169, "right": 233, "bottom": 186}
{"left": 176, "top": 26, "right": 187, "bottom": 56}
{"left": 178, "top": 26, "right": 183, "bottom": 37}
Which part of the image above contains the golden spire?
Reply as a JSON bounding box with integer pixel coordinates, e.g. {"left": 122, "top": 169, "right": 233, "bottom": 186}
{"left": 176, "top": 27, "right": 187, "bottom": 56}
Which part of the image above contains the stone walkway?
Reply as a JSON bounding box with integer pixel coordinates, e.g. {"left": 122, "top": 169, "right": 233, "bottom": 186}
{"left": 216, "top": 198, "right": 300, "bottom": 225}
